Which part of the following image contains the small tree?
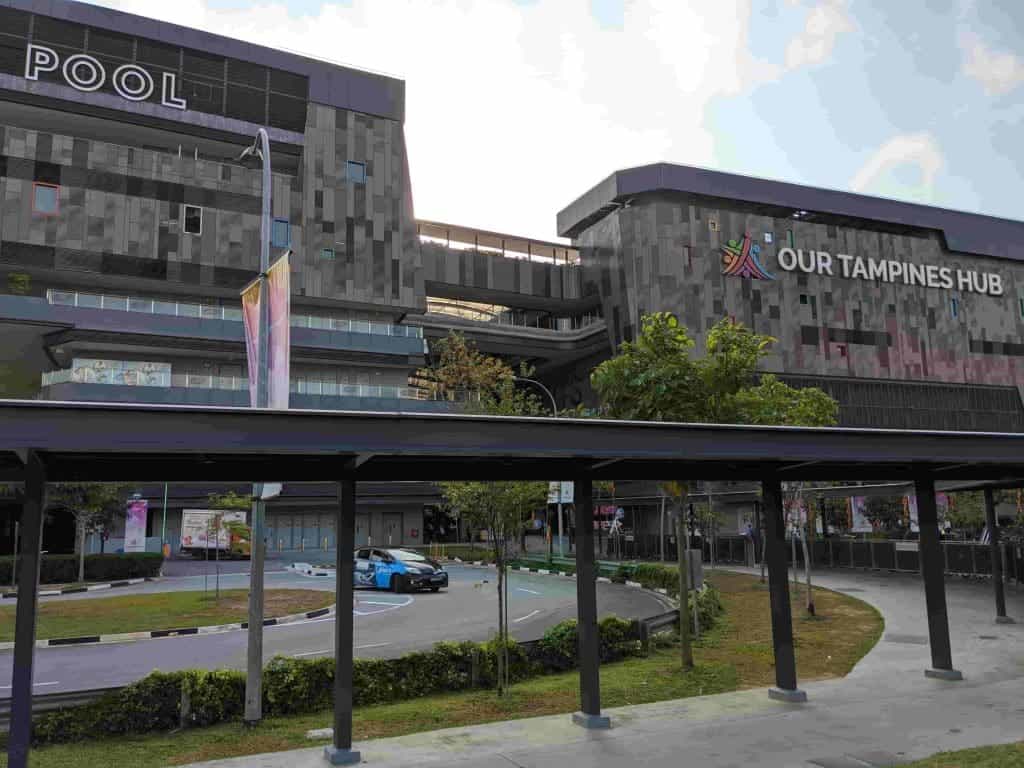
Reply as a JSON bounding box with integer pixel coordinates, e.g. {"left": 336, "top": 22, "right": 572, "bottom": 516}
{"left": 863, "top": 496, "right": 904, "bottom": 533}
{"left": 207, "top": 491, "right": 253, "bottom": 601}
{"left": 945, "top": 492, "right": 986, "bottom": 537}
{"left": 48, "top": 483, "right": 131, "bottom": 583}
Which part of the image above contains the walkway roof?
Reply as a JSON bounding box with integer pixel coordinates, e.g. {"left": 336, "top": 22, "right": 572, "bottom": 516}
{"left": 1, "top": 399, "right": 1023, "bottom": 485}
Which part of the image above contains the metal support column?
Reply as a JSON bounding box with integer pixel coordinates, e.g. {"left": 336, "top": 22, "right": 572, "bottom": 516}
{"left": 7, "top": 450, "right": 46, "bottom": 768}
{"left": 325, "top": 476, "right": 360, "bottom": 765}
{"left": 985, "top": 489, "right": 1014, "bottom": 624}
{"left": 572, "top": 472, "right": 609, "bottom": 728}
{"left": 917, "top": 478, "right": 962, "bottom": 680}
{"left": 763, "top": 478, "right": 806, "bottom": 703}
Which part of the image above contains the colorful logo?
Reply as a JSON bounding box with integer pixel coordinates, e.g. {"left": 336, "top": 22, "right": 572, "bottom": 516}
{"left": 721, "top": 233, "right": 775, "bottom": 280}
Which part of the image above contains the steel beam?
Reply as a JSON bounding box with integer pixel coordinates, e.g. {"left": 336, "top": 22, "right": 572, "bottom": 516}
{"left": 917, "top": 478, "right": 962, "bottom": 680}
{"left": 763, "top": 478, "right": 806, "bottom": 702}
{"left": 325, "top": 476, "right": 360, "bottom": 765}
{"left": 985, "top": 488, "right": 1014, "bottom": 624}
{"left": 7, "top": 450, "right": 46, "bottom": 768}
{"left": 572, "top": 472, "right": 609, "bottom": 728}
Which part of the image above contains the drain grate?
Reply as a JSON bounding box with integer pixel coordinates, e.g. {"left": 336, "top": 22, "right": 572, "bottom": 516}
{"left": 884, "top": 633, "right": 929, "bottom": 645}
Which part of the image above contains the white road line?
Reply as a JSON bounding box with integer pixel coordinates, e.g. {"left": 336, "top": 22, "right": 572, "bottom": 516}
{"left": 516, "top": 587, "right": 540, "bottom": 595}
{"left": 292, "top": 649, "right": 331, "bottom": 657}
{"left": 0, "top": 681, "right": 59, "bottom": 689}
{"left": 513, "top": 610, "right": 541, "bottom": 623}
{"left": 355, "top": 642, "right": 391, "bottom": 649}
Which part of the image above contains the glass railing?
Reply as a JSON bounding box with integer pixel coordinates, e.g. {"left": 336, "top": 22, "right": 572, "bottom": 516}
{"left": 417, "top": 220, "right": 581, "bottom": 266}
{"left": 45, "top": 289, "right": 423, "bottom": 339}
{"left": 425, "top": 296, "right": 602, "bottom": 332}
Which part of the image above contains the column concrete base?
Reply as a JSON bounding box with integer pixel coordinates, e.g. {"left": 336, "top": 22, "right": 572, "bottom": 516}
{"left": 323, "top": 745, "right": 361, "bottom": 765}
{"left": 996, "top": 616, "right": 1016, "bottom": 625}
{"left": 572, "top": 711, "right": 611, "bottom": 729}
{"left": 768, "top": 687, "right": 807, "bottom": 703}
{"left": 925, "top": 668, "right": 963, "bottom": 681}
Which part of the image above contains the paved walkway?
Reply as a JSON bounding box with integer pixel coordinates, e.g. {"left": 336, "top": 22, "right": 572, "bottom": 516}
{"left": 187, "top": 567, "right": 1024, "bottom": 768}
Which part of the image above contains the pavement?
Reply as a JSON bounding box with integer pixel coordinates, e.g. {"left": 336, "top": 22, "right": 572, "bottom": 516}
{"left": 185, "top": 566, "right": 1024, "bottom": 768}
{"left": 0, "top": 564, "right": 668, "bottom": 695}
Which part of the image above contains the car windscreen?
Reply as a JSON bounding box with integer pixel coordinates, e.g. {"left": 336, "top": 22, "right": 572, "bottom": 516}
{"left": 387, "top": 549, "right": 426, "bottom": 562}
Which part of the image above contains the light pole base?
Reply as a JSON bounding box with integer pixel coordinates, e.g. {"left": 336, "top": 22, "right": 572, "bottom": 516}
{"left": 572, "top": 711, "right": 611, "bottom": 729}
{"left": 324, "top": 745, "right": 361, "bottom": 765}
{"left": 996, "top": 616, "right": 1016, "bottom": 625}
{"left": 768, "top": 686, "right": 807, "bottom": 703}
{"left": 925, "top": 668, "right": 963, "bottom": 681}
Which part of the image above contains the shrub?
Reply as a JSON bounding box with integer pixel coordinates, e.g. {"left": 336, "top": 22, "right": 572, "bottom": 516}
{"left": 181, "top": 670, "right": 245, "bottom": 727}
{"left": 264, "top": 655, "right": 334, "bottom": 716}
{"left": 0, "top": 553, "right": 164, "bottom": 585}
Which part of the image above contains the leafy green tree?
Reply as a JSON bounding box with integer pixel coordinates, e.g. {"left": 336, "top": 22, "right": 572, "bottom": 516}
{"left": 591, "top": 313, "right": 839, "bottom": 659}
{"left": 206, "top": 491, "right": 254, "bottom": 601}
{"left": 945, "top": 492, "right": 985, "bottom": 535}
{"left": 48, "top": 483, "right": 131, "bottom": 583}
{"left": 863, "top": 496, "right": 904, "bottom": 532}
{"left": 422, "top": 332, "right": 549, "bottom": 694}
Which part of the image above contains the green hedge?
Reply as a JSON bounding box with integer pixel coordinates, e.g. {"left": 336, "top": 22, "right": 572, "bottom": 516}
{"left": 0, "top": 553, "right": 164, "bottom": 585}
{"left": 30, "top": 617, "right": 641, "bottom": 746}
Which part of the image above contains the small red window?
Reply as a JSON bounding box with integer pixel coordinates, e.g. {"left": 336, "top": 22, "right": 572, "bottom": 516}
{"left": 32, "top": 183, "right": 59, "bottom": 216}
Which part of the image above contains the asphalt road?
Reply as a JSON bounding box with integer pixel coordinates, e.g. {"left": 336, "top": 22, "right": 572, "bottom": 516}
{"left": 0, "top": 565, "right": 668, "bottom": 696}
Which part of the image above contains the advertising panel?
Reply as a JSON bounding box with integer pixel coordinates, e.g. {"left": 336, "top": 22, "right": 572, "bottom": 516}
{"left": 241, "top": 253, "right": 291, "bottom": 409}
{"left": 180, "top": 509, "right": 247, "bottom": 551}
{"left": 124, "top": 499, "right": 148, "bottom": 553}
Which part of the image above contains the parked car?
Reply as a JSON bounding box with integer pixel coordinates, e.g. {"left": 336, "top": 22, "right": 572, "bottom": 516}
{"left": 353, "top": 547, "right": 448, "bottom": 592}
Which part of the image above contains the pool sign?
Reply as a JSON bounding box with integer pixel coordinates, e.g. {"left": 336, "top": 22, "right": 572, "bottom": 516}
{"left": 24, "top": 43, "right": 187, "bottom": 110}
{"left": 776, "top": 247, "right": 1004, "bottom": 296}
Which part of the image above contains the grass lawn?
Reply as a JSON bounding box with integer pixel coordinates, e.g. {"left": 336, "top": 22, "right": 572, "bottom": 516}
{"left": 902, "top": 742, "right": 1024, "bottom": 767}
{"left": 2, "top": 571, "right": 883, "bottom": 768}
{"left": 0, "top": 589, "right": 334, "bottom": 641}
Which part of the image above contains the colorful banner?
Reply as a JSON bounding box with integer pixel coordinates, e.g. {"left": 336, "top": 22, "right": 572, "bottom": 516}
{"left": 241, "top": 252, "right": 291, "bottom": 408}
{"left": 124, "top": 499, "right": 148, "bottom": 553}
{"left": 850, "top": 496, "right": 872, "bottom": 532}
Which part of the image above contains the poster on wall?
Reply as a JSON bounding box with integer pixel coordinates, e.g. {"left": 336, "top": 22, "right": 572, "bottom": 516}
{"left": 124, "top": 499, "right": 148, "bottom": 553}
{"left": 850, "top": 496, "right": 872, "bottom": 533}
{"left": 904, "top": 494, "right": 949, "bottom": 533}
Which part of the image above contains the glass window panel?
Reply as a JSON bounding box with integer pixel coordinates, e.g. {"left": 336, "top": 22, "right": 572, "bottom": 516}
{"left": 128, "top": 297, "right": 153, "bottom": 313}
{"left": 50, "top": 290, "right": 76, "bottom": 306}
{"left": 271, "top": 218, "right": 290, "bottom": 248}
{"left": 153, "top": 300, "right": 177, "bottom": 316}
{"left": 178, "top": 303, "right": 200, "bottom": 318}
{"left": 323, "top": 381, "right": 338, "bottom": 396}
{"left": 345, "top": 161, "right": 366, "bottom": 184}
{"left": 32, "top": 184, "right": 59, "bottom": 215}
{"left": 183, "top": 205, "right": 202, "bottom": 235}
{"left": 224, "top": 307, "right": 243, "bottom": 322}
{"left": 331, "top": 317, "right": 349, "bottom": 331}
{"left": 103, "top": 295, "right": 128, "bottom": 311}
{"left": 201, "top": 304, "right": 222, "bottom": 320}
{"left": 77, "top": 293, "right": 102, "bottom": 309}
{"left": 310, "top": 316, "right": 329, "bottom": 330}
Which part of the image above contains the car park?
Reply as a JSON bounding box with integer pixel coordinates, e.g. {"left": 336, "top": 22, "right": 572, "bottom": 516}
{"left": 353, "top": 547, "right": 448, "bottom": 592}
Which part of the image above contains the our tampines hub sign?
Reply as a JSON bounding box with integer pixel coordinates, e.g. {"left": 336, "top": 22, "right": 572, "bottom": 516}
{"left": 721, "top": 233, "right": 1004, "bottom": 296}
{"left": 24, "top": 44, "right": 187, "bottom": 111}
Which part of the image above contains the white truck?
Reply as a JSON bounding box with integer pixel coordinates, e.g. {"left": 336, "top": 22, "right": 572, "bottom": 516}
{"left": 179, "top": 509, "right": 250, "bottom": 558}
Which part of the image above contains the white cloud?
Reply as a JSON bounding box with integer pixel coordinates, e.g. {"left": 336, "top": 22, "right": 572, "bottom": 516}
{"left": 784, "top": 0, "right": 854, "bottom": 71}
{"left": 849, "top": 132, "right": 944, "bottom": 196}
{"left": 89, "top": 0, "right": 846, "bottom": 241}
{"left": 961, "top": 34, "right": 1024, "bottom": 96}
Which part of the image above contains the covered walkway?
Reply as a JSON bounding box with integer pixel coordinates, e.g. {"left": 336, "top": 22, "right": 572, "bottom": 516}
{"left": 3, "top": 400, "right": 1024, "bottom": 766}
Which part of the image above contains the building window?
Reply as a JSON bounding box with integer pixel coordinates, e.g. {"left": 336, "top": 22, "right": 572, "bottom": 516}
{"left": 1019, "top": 297, "right": 1024, "bottom": 319}
{"left": 271, "top": 218, "right": 290, "bottom": 248}
{"left": 951, "top": 297, "right": 959, "bottom": 318}
{"left": 345, "top": 160, "right": 366, "bottom": 184}
{"left": 799, "top": 294, "right": 808, "bottom": 305}
{"left": 183, "top": 205, "right": 203, "bottom": 235}
{"left": 708, "top": 219, "right": 719, "bottom": 232}
{"left": 763, "top": 232, "right": 773, "bottom": 244}
{"left": 32, "top": 183, "right": 59, "bottom": 216}
{"left": 320, "top": 248, "right": 335, "bottom": 261}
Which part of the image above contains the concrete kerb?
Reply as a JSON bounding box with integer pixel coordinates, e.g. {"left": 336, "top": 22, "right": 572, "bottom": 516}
{"left": 0, "top": 604, "right": 336, "bottom": 651}
{"left": 1, "top": 576, "right": 156, "bottom": 600}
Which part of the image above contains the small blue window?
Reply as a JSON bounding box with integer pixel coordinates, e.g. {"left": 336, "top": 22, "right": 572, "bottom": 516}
{"left": 271, "top": 218, "right": 290, "bottom": 248}
{"left": 345, "top": 160, "right": 366, "bottom": 184}
{"left": 32, "top": 183, "right": 59, "bottom": 215}
{"left": 1019, "top": 297, "right": 1024, "bottom": 319}
{"left": 320, "top": 248, "right": 335, "bottom": 261}
{"left": 950, "top": 297, "right": 959, "bottom": 318}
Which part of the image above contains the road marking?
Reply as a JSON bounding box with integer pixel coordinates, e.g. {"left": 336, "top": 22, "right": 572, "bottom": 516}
{"left": 513, "top": 610, "right": 541, "bottom": 623}
{"left": 516, "top": 587, "right": 540, "bottom": 595}
{"left": 0, "top": 681, "right": 59, "bottom": 689}
{"left": 355, "top": 642, "right": 391, "bottom": 649}
{"left": 292, "top": 649, "right": 330, "bottom": 657}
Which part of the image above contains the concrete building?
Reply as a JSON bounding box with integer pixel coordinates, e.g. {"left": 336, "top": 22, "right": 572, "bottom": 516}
{"left": 1, "top": 0, "right": 1022, "bottom": 555}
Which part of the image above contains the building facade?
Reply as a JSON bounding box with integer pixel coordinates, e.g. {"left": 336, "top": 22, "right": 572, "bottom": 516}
{"left": 2, "top": 1, "right": 1023, "bottom": 554}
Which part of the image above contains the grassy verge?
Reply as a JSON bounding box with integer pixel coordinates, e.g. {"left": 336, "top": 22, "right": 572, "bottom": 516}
{"left": 4, "top": 571, "right": 882, "bottom": 768}
{"left": 0, "top": 589, "right": 334, "bottom": 641}
{"left": 901, "top": 742, "right": 1024, "bottom": 767}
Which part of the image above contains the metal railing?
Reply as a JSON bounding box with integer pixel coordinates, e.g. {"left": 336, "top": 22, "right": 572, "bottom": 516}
{"left": 0, "top": 687, "right": 121, "bottom": 732}
{"left": 45, "top": 289, "right": 423, "bottom": 339}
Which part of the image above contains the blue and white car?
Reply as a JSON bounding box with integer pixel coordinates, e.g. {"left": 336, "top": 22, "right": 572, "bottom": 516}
{"left": 353, "top": 548, "right": 448, "bottom": 593}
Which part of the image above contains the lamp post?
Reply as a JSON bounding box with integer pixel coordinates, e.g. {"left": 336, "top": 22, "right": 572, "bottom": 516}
{"left": 513, "top": 376, "right": 562, "bottom": 556}
{"left": 238, "top": 128, "right": 271, "bottom": 726}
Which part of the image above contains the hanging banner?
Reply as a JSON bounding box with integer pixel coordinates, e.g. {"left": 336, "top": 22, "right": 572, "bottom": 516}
{"left": 850, "top": 496, "right": 872, "bottom": 533}
{"left": 124, "top": 499, "right": 148, "bottom": 553}
{"left": 240, "top": 252, "right": 291, "bottom": 409}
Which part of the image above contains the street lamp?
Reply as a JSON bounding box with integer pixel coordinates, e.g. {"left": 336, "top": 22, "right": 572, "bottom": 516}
{"left": 512, "top": 376, "right": 557, "bottom": 416}
{"left": 237, "top": 128, "right": 271, "bottom": 726}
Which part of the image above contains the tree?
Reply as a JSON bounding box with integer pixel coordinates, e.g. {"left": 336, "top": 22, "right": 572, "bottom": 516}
{"left": 423, "top": 332, "right": 549, "bottom": 695}
{"left": 945, "top": 492, "right": 985, "bottom": 536}
{"left": 206, "top": 491, "right": 254, "bottom": 601}
{"left": 591, "top": 313, "right": 839, "bottom": 655}
{"left": 783, "top": 482, "right": 815, "bottom": 616}
{"left": 48, "top": 483, "right": 131, "bottom": 583}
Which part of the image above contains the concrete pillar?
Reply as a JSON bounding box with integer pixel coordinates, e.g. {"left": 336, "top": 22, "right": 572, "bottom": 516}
{"left": 572, "top": 472, "right": 609, "bottom": 728}
{"left": 324, "top": 477, "right": 360, "bottom": 766}
{"left": 762, "top": 478, "right": 806, "bottom": 703}
{"left": 985, "top": 488, "right": 1014, "bottom": 624}
{"left": 917, "top": 478, "right": 962, "bottom": 681}
{"left": 7, "top": 450, "right": 46, "bottom": 768}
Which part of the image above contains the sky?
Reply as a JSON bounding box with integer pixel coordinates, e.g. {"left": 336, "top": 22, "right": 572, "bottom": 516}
{"left": 91, "top": 0, "right": 1024, "bottom": 243}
